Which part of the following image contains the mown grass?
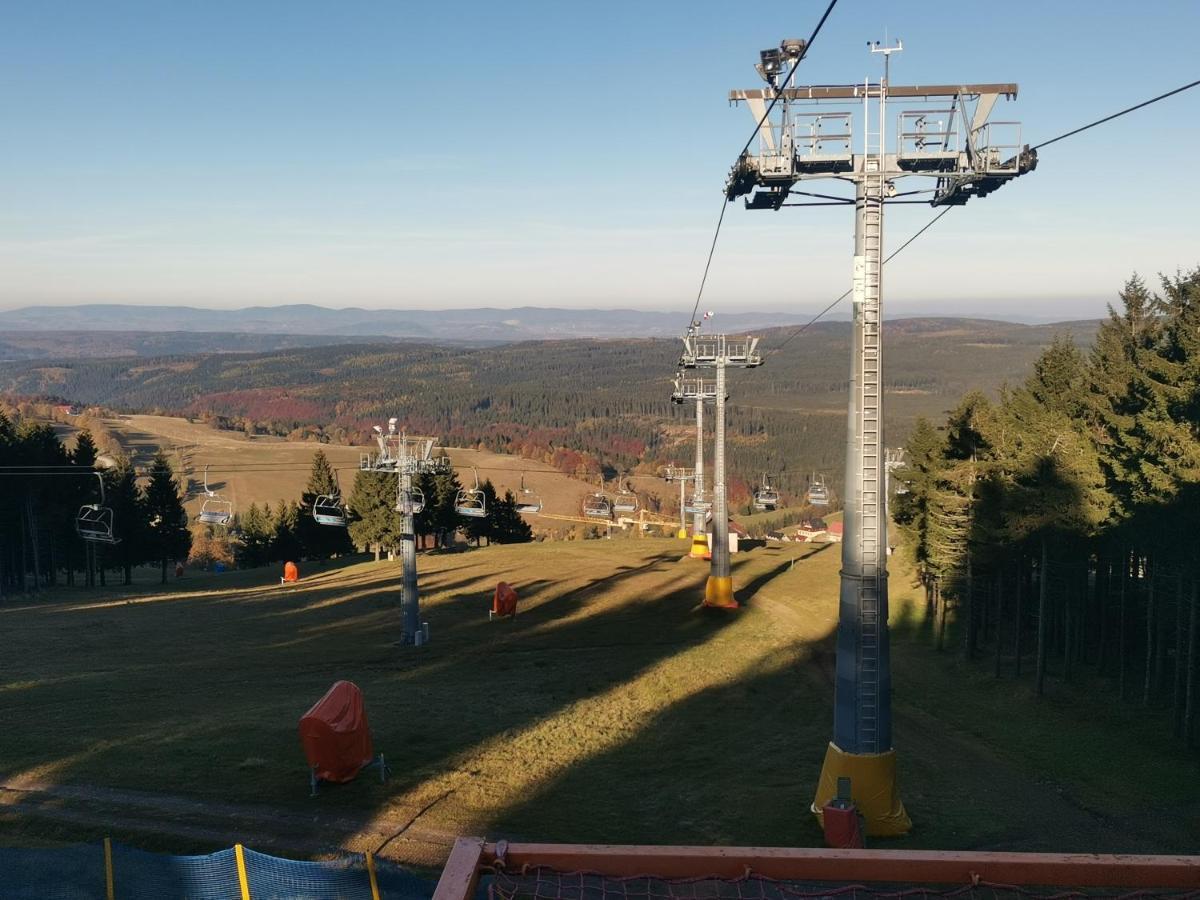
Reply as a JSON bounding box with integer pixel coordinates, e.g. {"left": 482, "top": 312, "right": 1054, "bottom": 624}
{"left": 1, "top": 536, "right": 1196, "bottom": 861}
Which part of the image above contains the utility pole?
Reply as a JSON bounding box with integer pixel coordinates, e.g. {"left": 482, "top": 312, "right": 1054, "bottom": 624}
{"left": 679, "top": 326, "right": 761, "bottom": 608}
{"left": 361, "top": 419, "right": 451, "bottom": 646}
{"left": 672, "top": 370, "right": 718, "bottom": 558}
{"left": 727, "top": 38, "right": 1034, "bottom": 834}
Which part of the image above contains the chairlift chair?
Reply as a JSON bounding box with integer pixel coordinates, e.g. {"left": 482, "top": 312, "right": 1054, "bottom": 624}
{"left": 313, "top": 470, "right": 348, "bottom": 527}
{"left": 455, "top": 468, "right": 487, "bottom": 518}
{"left": 313, "top": 495, "right": 347, "bottom": 527}
{"left": 612, "top": 480, "right": 639, "bottom": 514}
{"left": 583, "top": 492, "right": 612, "bottom": 519}
{"left": 515, "top": 474, "right": 542, "bottom": 514}
{"left": 806, "top": 474, "right": 830, "bottom": 508}
{"left": 683, "top": 494, "right": 712, "bottom": 515}
{"left": 395, "top": 486, "right": 426, "bottom": 515}
{"left": 753, "top": 474, "right": 780, "bottom": 511}
{"left": 197, "top": 464, "right": 234, "bottom": 526}
{"left": 76, "top": 472, "right": 120, "bottom": 544}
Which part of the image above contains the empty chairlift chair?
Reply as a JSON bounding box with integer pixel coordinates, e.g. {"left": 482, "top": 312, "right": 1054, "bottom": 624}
{"left": 395, "top": 486, "right": 425, "bottom": 514}
{"left": 455, "top": 468, "right": 487, "bottom": 518}
{"left": 76, "top": 472, "right": 120, "bottom": 544}
{"left": 313, "top": 470, "right": 348, "bottom": 527}
{"left": 754, "top": 474, "right": 780, "bottom": 511}
{"left": 806, "top": 474, "right": 829, "bottom": 508}
{"left": 197, "top": 464, "right": 234, "bottom": 526}
{"left": 514, "top": 474, "right": 542, "bottom": 514}
{"left": 613, "top": 480, "right": 639, "bottom": 514}
{"left": 313, "top": 494, "right": 347, "bottom": 527}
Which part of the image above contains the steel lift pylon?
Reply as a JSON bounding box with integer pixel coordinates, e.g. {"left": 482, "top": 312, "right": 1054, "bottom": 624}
{"left": 672, "top": 370, "right": 720, "bottom": 558}
{"left": 361, "top": 421, "right": 451, "bottom": 646}
{"left": 727, "top": 38, "right": 1035, "bottom": 834}
{"left": 679, "top": 327, "right": 761, "bottom": 607}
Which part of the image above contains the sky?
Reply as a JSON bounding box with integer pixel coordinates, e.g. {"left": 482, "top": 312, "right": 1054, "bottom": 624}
{"left": 1, "top": 1, "right": 1197, "bottom": 320}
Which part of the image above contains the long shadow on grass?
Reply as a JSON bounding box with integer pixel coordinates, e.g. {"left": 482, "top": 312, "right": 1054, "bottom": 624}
{"left": 2, "top": 542, "right": 810, "bottom": 854}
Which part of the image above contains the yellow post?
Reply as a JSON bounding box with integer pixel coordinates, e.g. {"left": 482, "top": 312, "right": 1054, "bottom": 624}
{"left": 234, "top": 843, "right": 252, "bottom": 900}
{"left": 103, "top": 837, "right": 115, "bottom": 900}
{"left": 366, "top": 850, "right": 382, "bottom": 900}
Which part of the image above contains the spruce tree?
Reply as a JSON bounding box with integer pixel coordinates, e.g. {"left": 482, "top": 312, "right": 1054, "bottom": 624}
{"left": 239, "top": 502, "right": 275, "bottom": 568}
{"left": 348, "top": 471, "right": 401, "bottom": 560}
{"left": 491, "top": 490, "right": 533, "bottom": 544}
{"left": 104, "top": 456, "right": 145, "bottom": 585}
{"left": 144, "top": 451, "right": 191, "bottom": 584}
{"left": 298, "top": 450, "right": 354, "bottom": 559}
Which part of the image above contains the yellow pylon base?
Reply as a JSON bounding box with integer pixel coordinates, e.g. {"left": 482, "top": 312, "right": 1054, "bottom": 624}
{"left": 703, "top": 575, "right": 737, "bottom": 609}
{"left": 811, "top": 741, "right": 911, "bottom": 836}
{"left": 676, "top": 527, "right": 689, "bottom": 540}
{"left": 688, "top": 535, "right": 709, "bottom": 559}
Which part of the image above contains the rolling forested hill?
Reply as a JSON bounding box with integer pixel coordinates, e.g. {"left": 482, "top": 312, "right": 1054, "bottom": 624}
{"left": 0, "top": 317, "right": 1097, "bottom": 503}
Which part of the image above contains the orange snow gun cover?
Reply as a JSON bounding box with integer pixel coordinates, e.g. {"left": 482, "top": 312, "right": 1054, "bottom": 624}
{"left": 493, "top": 581, "right": 518, "bottom": 617}
{"left": 298, "top": 680, "right": 374, "bottom": 783}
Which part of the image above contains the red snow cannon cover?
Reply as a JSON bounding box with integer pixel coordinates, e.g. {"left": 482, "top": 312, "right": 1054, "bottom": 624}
{"left": 492, "top": 581, "right": 518, "bottom": 617}
{"left": 299, "top": 680, "right": 374, "bottom": 783}
{"left": 822, "top": 799, "right": 865, "bottom": 848}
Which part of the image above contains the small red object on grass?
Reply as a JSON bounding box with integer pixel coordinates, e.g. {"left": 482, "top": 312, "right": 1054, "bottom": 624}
{"left": 492, "top": 581, "right": 519, "bottom": 618}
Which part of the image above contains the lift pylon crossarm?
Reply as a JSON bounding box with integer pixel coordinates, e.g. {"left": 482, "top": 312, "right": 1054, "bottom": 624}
{"left": 679, "top": 334, "right": 762, "bottom": 369}
{"left": 729, "top": 73, "right": 1033, "bottom": 209}
{"left": 671, "top": 373, "right": 721, "bottom": 403}
{"left": 729, "top": 83, "right": 1019, "bottom": 102}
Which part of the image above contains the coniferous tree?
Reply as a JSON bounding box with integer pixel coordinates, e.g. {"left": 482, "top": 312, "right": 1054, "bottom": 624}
{"left": 104, "top": 456, "right": 145, "bottom": 585}
{"left": 298, "top": 450, "right": 354, "bottom": 559}
{"left": 348, "top": 471, "right": 402, "bottom": 560}
{"left": 272, "top": 499, "right": 304, "bottom": 564}
{"left": 491, "top": 490, "right": 534, "bottom": 544}
{"left": 144, "top": 450, "right": 191, "bottom": 584}
{"left": 238, "top": 502, "right": 275, "bottom": 568}
{"left": 463, "top": 479, "right": 499, "bottom": 546}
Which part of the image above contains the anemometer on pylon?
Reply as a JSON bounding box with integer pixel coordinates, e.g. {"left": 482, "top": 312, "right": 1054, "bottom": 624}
{"left": 727, "top": 35, "right": 1034, "bottom": 835}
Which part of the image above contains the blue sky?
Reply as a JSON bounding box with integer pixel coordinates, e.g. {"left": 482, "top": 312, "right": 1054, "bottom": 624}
{"left": 1, "top": 1, "right": 1197, "bottom": 319}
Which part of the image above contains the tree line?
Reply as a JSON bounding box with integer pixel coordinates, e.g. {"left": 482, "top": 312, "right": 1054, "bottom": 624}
{"left": 347, "top": 465, "right": 532, "bottom": 558}
{"left": 894, "top": 266, "right": 1200, "bottom": 747}
{"left": 0, "top": 414, "right": 192, "bottom": 594}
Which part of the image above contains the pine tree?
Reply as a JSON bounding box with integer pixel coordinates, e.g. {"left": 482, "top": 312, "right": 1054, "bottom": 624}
{"left": 144, "top": 450, "right": 191, "bottom": 584}
{"left": 463, "top": 479, "right": 499, "bottom": 546}
{"left": 491, "top": 490, "right": 534, "bottom": 544}
{"left": 298, "top": 450, "right": 353, "bottom": 559}
{"left": 104, "top": 456, "right": 145, "bottom": 585}
{"left": 272, "top": 499, "right": 304, "bottom": 564}
{"left": 347, "top": 471, "right": 401, "bottom": 560}
{"left": 238, "top": 502, "right": 275, "bottom": 568}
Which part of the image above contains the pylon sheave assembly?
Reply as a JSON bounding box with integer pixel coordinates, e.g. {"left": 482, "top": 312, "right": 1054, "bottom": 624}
{"left": 727, "top": 37, "right": 1034, "bottom": 833}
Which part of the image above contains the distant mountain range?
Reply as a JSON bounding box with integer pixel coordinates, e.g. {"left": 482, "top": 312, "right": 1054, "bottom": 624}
{"left": 0, "top": 304, "right": 825, "bottom": 341}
